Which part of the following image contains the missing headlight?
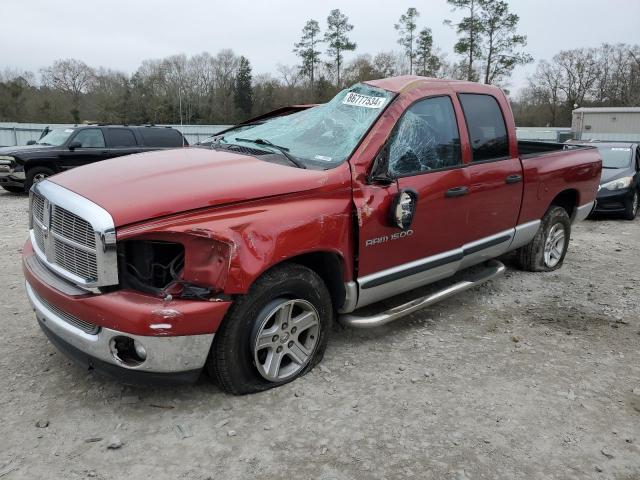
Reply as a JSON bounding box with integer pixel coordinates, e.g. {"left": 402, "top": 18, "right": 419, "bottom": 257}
{"left": 119, "top": 240, "right": 185, "bottom": 296}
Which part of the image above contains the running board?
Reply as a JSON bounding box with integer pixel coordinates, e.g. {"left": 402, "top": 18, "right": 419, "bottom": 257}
{"left": 339, "top": 259, "right": 506, "bottom": 329}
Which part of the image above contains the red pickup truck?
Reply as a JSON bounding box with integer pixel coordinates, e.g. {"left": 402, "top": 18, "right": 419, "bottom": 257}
{"left": 22, "top": 76, "right": 601, "bottom": 394}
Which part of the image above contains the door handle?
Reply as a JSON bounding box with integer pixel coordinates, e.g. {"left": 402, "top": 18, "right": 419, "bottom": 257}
{"left": 505, "top": 174, "right": 523, "bottom": 184}
{"left": 445, "top": 186, "right": 469, "bottom": 198}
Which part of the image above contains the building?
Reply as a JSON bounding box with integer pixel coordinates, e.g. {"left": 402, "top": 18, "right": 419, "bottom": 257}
{"left": 571, "top": 107, "right": 640, "bottom": 141}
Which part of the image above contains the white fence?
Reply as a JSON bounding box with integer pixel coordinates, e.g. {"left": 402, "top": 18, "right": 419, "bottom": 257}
{"left": 0, "top": 122, "right": 231, "bottom": 147}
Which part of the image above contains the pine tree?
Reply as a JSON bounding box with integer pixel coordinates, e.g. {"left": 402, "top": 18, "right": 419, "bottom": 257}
{"left": 395, "top": 8, "right": 420, "bottom": 75}
{"left": 416, "top": 28, "right": 441, "bottom": 77}
{"left": 324, "top": 9, "right": 356, "bottom": 87}
{"left": 293, "top": 20, "right": 322, "bottom": 90}
{"left": 479, "top": 0, "right": 532, "bottom": 84}
{"left": 445, "top": 0, "right": 484, "bottom": 81}
{"left": 233, "top": 56, "right": 253, "bottom": 119}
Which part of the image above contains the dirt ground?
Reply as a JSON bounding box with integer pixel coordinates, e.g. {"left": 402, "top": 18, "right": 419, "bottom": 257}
{"left": 0, "top": 189, "right": 639, "bottom": 480}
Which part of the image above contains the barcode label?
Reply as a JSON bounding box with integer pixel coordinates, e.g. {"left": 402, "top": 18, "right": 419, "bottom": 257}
{"left": 342, "top": 92, "right": 387, "bottom": 109}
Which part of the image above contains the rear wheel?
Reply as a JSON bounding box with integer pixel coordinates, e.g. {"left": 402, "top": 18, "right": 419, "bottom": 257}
{"left": 1, "top": 185, "right": 24, "bottom": 193}
{"left": 516, "top": 206, "right": 571, "bottom": 272}
{"left": 623, "top": 190, "right": 639, "bottom": 220}
{"left": 25, "top": 167, "right": 54, "bottom": 191}
{"left": 207, "top": 263, "right": 332, "bottom": 395}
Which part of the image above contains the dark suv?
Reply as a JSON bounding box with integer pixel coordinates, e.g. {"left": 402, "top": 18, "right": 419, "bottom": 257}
{"left": 0, "top": 125, "right": 188, "bottom": 192}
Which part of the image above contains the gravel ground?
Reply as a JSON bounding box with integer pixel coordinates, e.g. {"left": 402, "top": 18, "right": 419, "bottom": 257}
{"left": 1, "top": 189, "right": 639, "bottom": 480}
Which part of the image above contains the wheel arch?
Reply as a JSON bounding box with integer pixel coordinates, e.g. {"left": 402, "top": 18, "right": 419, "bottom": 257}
{"left": 258, "top": 251, "right": 347, "bottom": 311}
{"left": 549, "top": 188, "right": 579, "bottom": 219}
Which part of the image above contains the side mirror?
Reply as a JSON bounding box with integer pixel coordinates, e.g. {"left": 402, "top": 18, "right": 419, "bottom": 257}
{"left": 26, "top": 140, "right": 36, "bottom": 145}
{"left": 390, "top": 189, "right": 418, "bottom": 230}
{"left": 68, "top": 141, "right": 81, "bottom": 151}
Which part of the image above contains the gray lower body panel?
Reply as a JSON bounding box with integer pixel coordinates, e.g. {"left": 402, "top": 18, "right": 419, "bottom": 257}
{"left": 348, "top": 220, "right": 542, "bottom": 312}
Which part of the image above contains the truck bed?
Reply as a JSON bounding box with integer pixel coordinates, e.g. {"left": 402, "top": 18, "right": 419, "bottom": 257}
{"left": 518, "top": 140, "right": 594, "bottom": 158}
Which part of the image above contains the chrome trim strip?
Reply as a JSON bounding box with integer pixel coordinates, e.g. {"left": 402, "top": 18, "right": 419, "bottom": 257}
{"left": 341, "top": 260, "right": 506, "bottom": 328}
{"left": 573, "top": 201, "right": 595, "bottom": 223}
{"left": 356, "top": 249, "right": 463, "bottom": 309}
{"left": 26, "top": 281, "right": 213, "bottom": 373}
{"left": 30, "top": 180, "right": 119, "bottom": 288}
{"left": 459, "top": 228, "right": 514, "bottom": 269}
{"left": 509, "top": 220, "right": 541, "bottom": 250}
{"left": 339, "top": 281, "right": 358, "bottom": 314}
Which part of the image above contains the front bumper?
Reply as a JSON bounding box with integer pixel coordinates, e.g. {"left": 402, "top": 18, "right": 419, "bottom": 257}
{"left": 594, "top": 187, "right": 633, "bottom": 213}
{"left": 23, "top": 241, "right": 232, "bottom": 384}
{"left": 0, "top": 171, "right": 25, "bottom": 188}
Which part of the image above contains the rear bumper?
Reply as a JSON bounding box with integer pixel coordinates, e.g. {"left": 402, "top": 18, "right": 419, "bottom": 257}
{"left": 23, "top": 240, "right": 232, "bottom": 384}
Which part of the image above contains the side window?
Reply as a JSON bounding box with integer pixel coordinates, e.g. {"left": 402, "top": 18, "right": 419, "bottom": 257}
{"left": 139, "top": 128, "right": 183, "bottom": 148}
{"left": 107, "top": 129, "right": 137, "bottom": 148}
{"left": 636, "top": 147, "right": 640, "bottom": 170}
{"left": 388, "top": 96, "right": 461, "bottom": 177}
{"left": 459, "top": 93, "right": 509, "bottom": 162}
{"left": 72, "top": 129, "right": 106, "bottom": 148}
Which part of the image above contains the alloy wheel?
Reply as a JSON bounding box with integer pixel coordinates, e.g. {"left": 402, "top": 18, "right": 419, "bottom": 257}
{"left": 543, "top": 223, "right": 566, "bottom": 268}
{"left": 252, "top": 299, "right": 320, "bottom": 382}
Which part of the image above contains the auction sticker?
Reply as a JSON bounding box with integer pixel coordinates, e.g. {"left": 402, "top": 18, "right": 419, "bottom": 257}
{"left": 342, "top": 92, "right": 387, "bottom": 109}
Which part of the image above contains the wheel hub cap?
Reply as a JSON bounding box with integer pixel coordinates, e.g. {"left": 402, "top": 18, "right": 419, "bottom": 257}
{"left": 543, "top": 223, "right": 566, "bottom": 267}
{"left": 252, "top": 299, "right": 320, "bottom": 382}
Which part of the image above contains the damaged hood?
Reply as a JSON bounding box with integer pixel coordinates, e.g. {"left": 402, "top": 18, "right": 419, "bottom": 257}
{"left": 49, "top": 147, "right": 336, "bottom": 227}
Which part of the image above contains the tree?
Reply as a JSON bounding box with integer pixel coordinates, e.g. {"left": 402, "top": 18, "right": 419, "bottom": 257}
{"left": 395, "top": 8, "right": 420, "bottom": 75}
{"left": 324, "top": 9, "right": 356, "bottom": 87}
{"left": 234, "top": 56, "right": 253, "bottom": 119}
{"left": 478, "top": 0, "right": 532, "bottom": 84}
{"left": 415, "top": 28, "right": 441, "bottom": 76}
{"left": 40, "top": 59, "right": 95, "bottom": 123}
{"left": 445, "top": 0, "right": 483, "bottom": 82}
{"left": 293, "top": 20, "right": 322, "bottom": 90}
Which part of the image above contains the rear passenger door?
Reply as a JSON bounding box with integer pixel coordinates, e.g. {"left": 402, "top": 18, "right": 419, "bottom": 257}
{"left": 457, "top": 93, "right": 523, "bottom": 257}
{"left": 104, "top": 128, "right": 140, "bottom": 159}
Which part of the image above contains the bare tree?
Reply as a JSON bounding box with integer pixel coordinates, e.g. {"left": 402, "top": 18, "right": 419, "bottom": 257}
{"left": 40, "top": 59, "right": 95, "bottom": 122}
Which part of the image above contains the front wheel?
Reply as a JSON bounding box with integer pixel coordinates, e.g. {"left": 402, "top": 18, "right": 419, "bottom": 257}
{"left": 25, "top": 167, "right": 54, "bottom": 191}
{"left": 207, "top": 263, "right": 332, "bottom": 395}
{"left": 623, "top": 190, "right": 638, "bottom": 220}
{"left": 516, "top": 206, "right": 571, "bottom": 272}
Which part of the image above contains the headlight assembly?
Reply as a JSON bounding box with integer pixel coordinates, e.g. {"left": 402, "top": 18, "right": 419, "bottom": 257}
{"left": 602, "top": 176, "right": 632, "bottom": 191}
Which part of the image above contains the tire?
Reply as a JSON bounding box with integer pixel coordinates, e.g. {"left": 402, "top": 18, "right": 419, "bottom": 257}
{"left": 25, "top": 167, "right": 54, "bottom": 191}
{"left": 623, "top": 190, "right": 639, "bottom": 221}
{"left": 2, "top": 185, "right": 25, "bottom": 193}
{"left": 516, "top": 206, "right": 571, "bottom": 272}
{"left": 207, "top": 263, "right": 333, "bottom": 395}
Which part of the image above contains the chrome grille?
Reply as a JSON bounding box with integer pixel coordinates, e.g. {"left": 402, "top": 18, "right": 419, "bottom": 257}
{"left": 29, "top": 180, "right": 119, "bottom": 288}
{"left": 53, "top": 237, "right": 98, "bottom": 280}
{"left": 35, "top": 289, "right": 100, "bottom": 335}
{"left": 32, "top": 194, "right": 45, "bottom": 223}
{"left": 32, "top": 223, "right": 46, "bottom": 252}
{"left": 51, "top": 206, "right": 96, "bottom": 249}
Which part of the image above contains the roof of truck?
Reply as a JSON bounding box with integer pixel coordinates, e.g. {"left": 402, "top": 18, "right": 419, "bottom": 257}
{"left": 364, "top": 75, "right": 482, "bottom": 93}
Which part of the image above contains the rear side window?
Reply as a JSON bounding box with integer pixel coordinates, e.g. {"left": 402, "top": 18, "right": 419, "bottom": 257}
{"left": 387, "top": 96, "right": 461, "bottom": 177}
{"left": 139, "top": 128, "right": 183, "bottom": 147}
{"left": 107, "top": 129, "right": 137, "bottom": 147}
{"left": 459, "top": 93, "right": 509, "bottom": 162}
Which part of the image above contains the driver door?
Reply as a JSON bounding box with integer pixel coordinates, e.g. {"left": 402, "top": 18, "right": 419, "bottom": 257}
{"left": 59, "top": 128, "right": 109, "bottom": 171}
{"left": 354, "top": 95, "right": 470, "bottom": 308}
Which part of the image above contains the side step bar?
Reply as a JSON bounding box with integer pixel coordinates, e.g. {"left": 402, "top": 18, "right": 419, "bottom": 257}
{"left": 339, "top": 259, "right": 506, "bottom": 329}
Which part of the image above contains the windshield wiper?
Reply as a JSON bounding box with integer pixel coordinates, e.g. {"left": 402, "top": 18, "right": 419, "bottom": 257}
{"left": 235, "top": 137, "right": 306, "bottom": 169}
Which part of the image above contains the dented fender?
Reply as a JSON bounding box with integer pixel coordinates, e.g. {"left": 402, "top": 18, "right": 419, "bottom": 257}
{"left": 116, "top": 163, "right": 355, "bottom": 294}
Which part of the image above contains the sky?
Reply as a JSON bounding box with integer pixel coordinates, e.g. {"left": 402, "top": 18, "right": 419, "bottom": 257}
{"left": 2, "top": 0, "right": 640, "bottom": 94}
